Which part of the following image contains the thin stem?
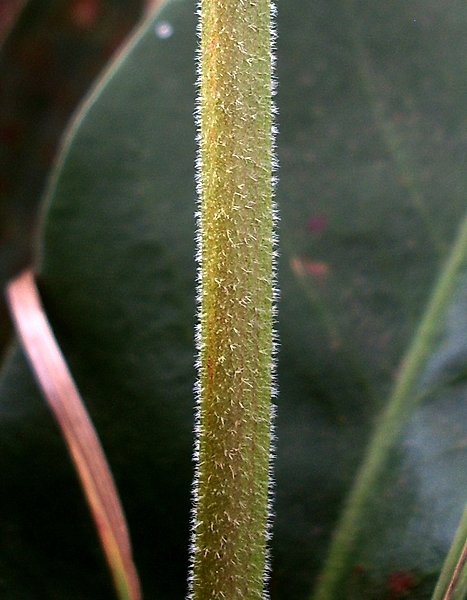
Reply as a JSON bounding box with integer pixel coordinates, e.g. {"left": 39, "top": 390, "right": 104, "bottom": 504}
{"left": 431, "top": 502, "right": 467, "bottom": 600}
{"left": 190, "top": 0, "right": 275, "bottom": 599}
{"left": 6, "top": 270, "right": 141, "bottom": 600}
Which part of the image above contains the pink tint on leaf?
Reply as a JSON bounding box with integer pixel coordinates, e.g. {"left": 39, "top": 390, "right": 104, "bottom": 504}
{"left": 291, "top": 257, "right": 329, "bottom": 279}
{"left": 69, "top": 0, "right": 102, "bottom": 29}
{"left": 303, "top": 259, "right": 329, "bottom": 277}
{"left": 388, "top": 570, "right": 414, "bottom": 599}
{"left": 0, "top": 0, "right": 26, "bottom": 44}
{"left": 306, "top": 214, "right": 327, "bottom": 233}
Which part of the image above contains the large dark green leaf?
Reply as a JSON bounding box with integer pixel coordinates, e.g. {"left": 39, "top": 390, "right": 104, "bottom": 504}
{"left": 2, "top": 0, "right": 467, "bottom": 599}
{"left": 0, "top": 0, "right": 145, "bottom": 360}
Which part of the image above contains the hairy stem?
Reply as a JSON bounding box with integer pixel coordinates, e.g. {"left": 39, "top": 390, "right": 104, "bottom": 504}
{"left": 190, "top": 0, "right": 275, "bottom": 599}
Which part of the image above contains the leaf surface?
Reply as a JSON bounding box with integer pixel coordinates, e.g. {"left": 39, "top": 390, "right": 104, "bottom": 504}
{"left": 2, "top": 0, "right": 467, "bottom": 599}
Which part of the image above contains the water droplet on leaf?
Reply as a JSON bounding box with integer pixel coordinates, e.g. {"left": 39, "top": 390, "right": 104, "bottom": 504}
{"left": 155, "top": 21, "right": 173, "bottom": 39}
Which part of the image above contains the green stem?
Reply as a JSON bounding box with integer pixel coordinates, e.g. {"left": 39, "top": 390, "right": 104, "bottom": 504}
{"left": 312, "top": 210, "right": 467, "bottom": 600}
{"left": 431, "top": 503, "right": 467, "bottom": 600}
{"left": 190, "top": 1, "right": 275, "bottom": 599}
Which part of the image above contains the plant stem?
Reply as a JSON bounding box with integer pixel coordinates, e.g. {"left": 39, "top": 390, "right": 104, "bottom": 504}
{"left": 190, "top": 0, "right": 275, "bottom": 599}
{"left": 312, "top": 211, "right": 467, "bottom": 600}
{"left": 431, "top": 502, "right": 467, "bottom": 600}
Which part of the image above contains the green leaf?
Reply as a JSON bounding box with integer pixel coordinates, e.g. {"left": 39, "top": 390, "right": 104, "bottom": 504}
{"left": 0, "top": 3, "right": 198, "bottom": 598}
{"left": 2, "top": 0, "right": 467, "bottom": 599}
{"left": 0, "top": 0, "right": 145, "bottom": 358}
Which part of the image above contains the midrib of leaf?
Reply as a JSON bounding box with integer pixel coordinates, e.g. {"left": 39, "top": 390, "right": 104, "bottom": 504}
{"left": 311, "top": 206, "right": 467, "bottom": 600}
{"left": 344, "top": 0, "right": 447, "bottom": 256}
{"left": 283, "top": 0, "right": 447, "bottom": 411}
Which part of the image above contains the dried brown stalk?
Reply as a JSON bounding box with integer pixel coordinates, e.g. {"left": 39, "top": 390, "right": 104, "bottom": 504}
{"left": 6, "top": 268, "right": 141, "bottom": 600}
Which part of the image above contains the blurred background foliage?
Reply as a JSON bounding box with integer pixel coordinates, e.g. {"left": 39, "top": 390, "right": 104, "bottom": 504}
{"left": 0, "top": 0, "right": 156, "bottom": 359}
{"left": 4, "top": 1, "right": 467, "bottom": 599}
